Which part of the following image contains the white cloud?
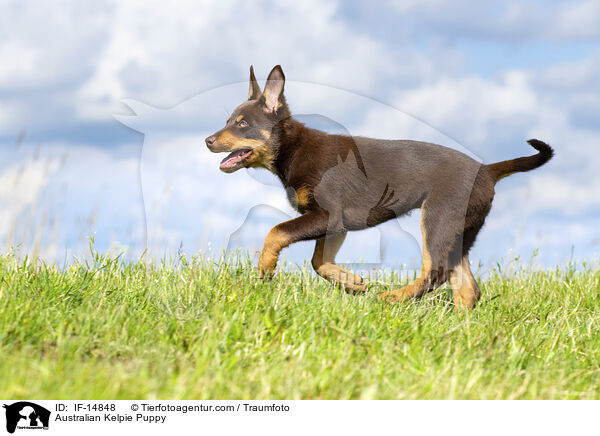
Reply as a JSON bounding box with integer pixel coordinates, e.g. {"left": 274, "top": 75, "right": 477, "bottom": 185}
{"left": 556, "top": 0, "right": 600, "bottom": 39}
{"left": 388, "top": 0, "right": 600, "bottom": 41}
{"left": 389, "top": 71, "right": 539, "bottom": 146}
{"left": 0, "top": 1, "right": 111, "bottom": 89}
{"left": 76, "top": 0, "right": 402, "bottom": 119}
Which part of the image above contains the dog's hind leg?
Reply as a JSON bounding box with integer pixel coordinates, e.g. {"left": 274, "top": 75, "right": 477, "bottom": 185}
{"left": 378, "top": 240, "right": 436, "bottom": 303}
{"left": 449, "top": 254, "right": 481, "bottom": 309}
{"left": 449, "top": 220, "right": 486, "bottom": 309}
{"left": 379, "top": 199, "right": 459, "bottom": 303}
{"left": 311, "top": 232, "right": 366, "bottom": 293}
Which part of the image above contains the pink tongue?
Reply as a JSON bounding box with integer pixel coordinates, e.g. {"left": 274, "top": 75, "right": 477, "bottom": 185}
{"left": 220, "top": 150, "right": 251, "bottom": 169}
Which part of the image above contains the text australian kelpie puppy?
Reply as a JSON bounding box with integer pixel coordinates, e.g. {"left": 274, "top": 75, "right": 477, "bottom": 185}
{"left": 206, "top": 65, "right": 553, "bottom": 308}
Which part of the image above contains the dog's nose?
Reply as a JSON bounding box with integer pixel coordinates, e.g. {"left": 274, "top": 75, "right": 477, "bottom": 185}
{"left": 205, "top": 135, "right": 217, "bottom": 149}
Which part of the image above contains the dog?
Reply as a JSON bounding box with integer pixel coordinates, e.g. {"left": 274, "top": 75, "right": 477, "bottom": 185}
{"left": 206, "top": 65, "right": 554, "bottom": 308}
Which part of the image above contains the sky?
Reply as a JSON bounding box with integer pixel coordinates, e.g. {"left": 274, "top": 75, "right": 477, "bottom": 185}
{"left": 1, "top": 0, "right": 599, "bottom": 274}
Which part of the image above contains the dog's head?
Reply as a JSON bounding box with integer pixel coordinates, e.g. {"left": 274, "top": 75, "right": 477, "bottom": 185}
{"left": 206, "top": 65, "right": 290, "bottom": 173}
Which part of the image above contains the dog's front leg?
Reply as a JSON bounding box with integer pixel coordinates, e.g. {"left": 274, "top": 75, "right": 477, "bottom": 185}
{"left": 258, "top": 210, "right": 329, "bottom": 279}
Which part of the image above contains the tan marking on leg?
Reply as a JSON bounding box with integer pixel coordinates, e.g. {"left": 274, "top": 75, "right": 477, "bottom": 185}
{"left": 420, "top": 214, "right": 433, "bottom": 274}
{"left": 316, "top": 264, "right": 366, "bottom": 293}
{"left": 312, "top": 234, "right": 366, "bottom": 293}
{"left": 312, "top": 233, "right": 344, "bottom": 266}
{"left": 380, "top": 210, "right": 433, "bottom": 302}
{"left": 450, "top": 256, "right": 481, "bottom": 309}
{"left": 258, "top": 227, "right": 290, "bottom": 279}
{"left": 379, "top": 279, "right": 428, "bottom": 303}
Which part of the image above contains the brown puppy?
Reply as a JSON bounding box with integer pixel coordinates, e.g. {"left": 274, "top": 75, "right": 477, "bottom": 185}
{"left": 206, "top": 65, "right": 554, "bottom": 308}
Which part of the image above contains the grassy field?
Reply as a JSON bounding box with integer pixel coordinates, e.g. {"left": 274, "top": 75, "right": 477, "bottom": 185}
{"left": 1, "top": 250, "right": 599, "bottom": 399}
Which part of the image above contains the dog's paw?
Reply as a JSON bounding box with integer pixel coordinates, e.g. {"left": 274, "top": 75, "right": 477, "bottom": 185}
{"left": 258, "top": 266, "right": 275, "bottom": 280}
{"left": 258, "top": 250, "right": 277, "bottom": 280}
{"left": 378, "top": 289, "right": 407, "bottom": 303}
{"left": 343, "top": 278, "right": 367, "bottom": 294}
{"left": 346, "top": 283, "right": 367, "bottom": 294}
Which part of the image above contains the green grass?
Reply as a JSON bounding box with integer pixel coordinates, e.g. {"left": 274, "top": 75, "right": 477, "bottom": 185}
{"left": 1, "top": 250, "right": 599, "bottom": 399}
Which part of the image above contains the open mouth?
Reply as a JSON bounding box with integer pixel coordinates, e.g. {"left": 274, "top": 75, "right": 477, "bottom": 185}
{"left": 219, "top": 149, "right": 253, "bottom": 172}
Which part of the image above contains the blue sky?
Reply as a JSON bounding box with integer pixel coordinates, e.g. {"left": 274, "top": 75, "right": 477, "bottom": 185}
{"left": 1, "top": 0, "right": 599, "bottom": 272}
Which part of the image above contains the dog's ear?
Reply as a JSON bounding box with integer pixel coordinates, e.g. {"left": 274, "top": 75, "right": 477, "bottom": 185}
{"left": 248, "top": 65, "right": 262, "bottom": 100}
{"left": 262, "top": 65, "right": 285, "bottom": 113}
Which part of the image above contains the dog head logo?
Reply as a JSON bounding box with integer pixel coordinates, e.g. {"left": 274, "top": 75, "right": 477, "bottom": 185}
{"left": 3, "top": 402, "right": 50, "bottom": 434}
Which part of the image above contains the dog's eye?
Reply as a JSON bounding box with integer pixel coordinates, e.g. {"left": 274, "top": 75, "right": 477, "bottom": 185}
{"left": 238, "top": 120, "right": 249, "bottom": 128}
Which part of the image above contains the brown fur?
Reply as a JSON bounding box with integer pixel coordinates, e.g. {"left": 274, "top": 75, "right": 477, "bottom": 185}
{"left": 206, "top": 65, "right": 555, "bottom": 309}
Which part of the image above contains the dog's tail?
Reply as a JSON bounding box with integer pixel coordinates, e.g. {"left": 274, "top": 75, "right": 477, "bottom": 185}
{"left": 486, "top": 139, "right": 554, "bottom": 183}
